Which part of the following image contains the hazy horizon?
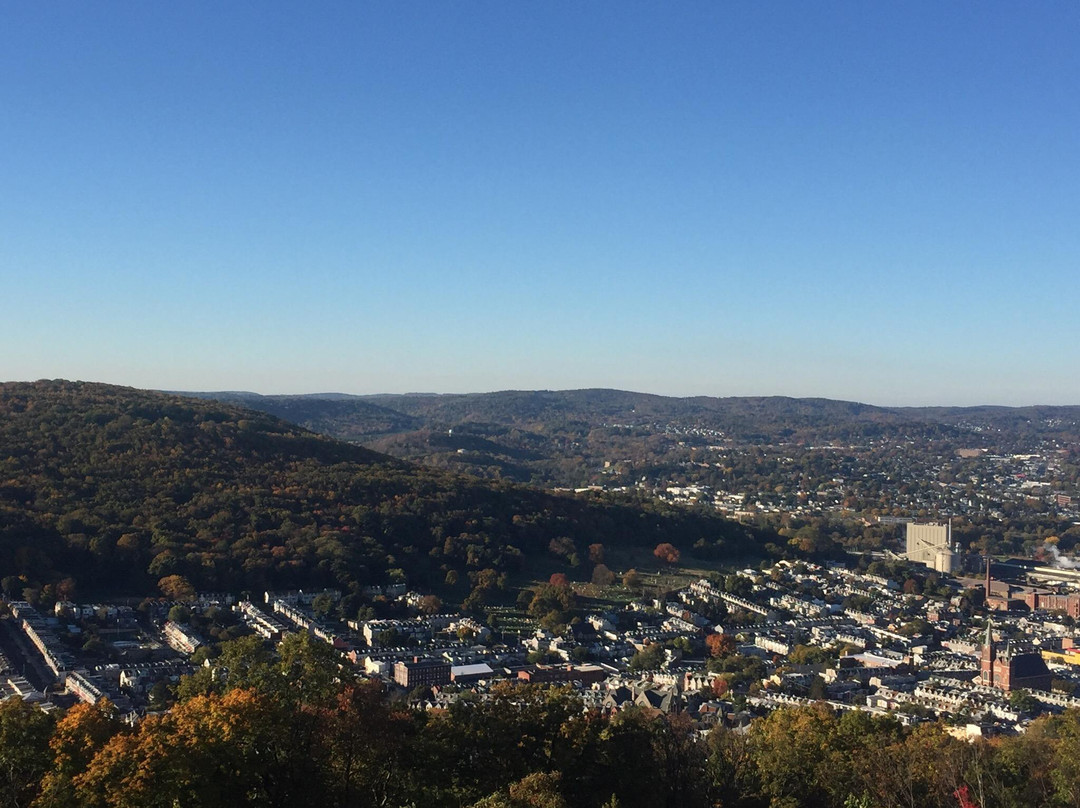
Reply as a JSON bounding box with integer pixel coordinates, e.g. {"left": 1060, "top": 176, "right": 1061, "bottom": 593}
{"left": 4, "top": 377, "right": 1079, "bottom": 411}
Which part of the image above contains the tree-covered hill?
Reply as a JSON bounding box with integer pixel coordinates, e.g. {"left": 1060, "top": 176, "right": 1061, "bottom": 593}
{"left": 198, "top": 388, "right": 1080, "bottom": 443}
{"left": 0, "top": 381, "right": 764, "bottom": 603}
{"left": 188, "top": 388, "right": 1080, "bottom": 488}
{"left": 181, "top": 390, "right": 423, "bottom": 440}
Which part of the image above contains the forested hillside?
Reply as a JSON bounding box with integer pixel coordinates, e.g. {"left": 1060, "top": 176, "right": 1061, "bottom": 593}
{"left": 0, "top": 381, "right": 766, "bottom": 605}
{"left": 186, "top": 391, "right": 423, "bottom": 441}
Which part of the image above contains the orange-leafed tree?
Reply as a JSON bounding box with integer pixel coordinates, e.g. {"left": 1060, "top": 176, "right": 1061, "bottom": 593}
{"left": 36, "top": 701, "right": 124, "bottom": 808}
{"left": 71, "top": 689, "right": 306, "bottom": 808}
{"left": 653, "top": 543, "right": 681, "bottom": 566}
{"left": 706, "top": 633, "right": 736, "bottom": 658}
{"left": 157, "top": 574, "right": 196, "bottom": 601}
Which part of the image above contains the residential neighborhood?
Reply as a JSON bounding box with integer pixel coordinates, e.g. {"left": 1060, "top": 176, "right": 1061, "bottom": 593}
{"left": 8, "top": 546, "right": 1080, "bottom": 741}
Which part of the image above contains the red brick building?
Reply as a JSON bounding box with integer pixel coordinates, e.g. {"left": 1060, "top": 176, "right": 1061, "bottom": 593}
{"left": 979, "top": 623, "right": 1052, "bottom": 692}
{"left": 1023, "top": 591, "right": 1080, "bottom": 618}
{"left": 394, "top": 657, "right": 451, "bottom": 689}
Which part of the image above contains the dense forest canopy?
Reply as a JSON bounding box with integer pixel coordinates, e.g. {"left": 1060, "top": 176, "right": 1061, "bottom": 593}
{"left": 0, "top": 381, "right": 767, "bottom": 603}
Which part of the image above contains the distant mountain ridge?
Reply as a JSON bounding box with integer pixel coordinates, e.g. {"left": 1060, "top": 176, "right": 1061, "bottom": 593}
{"left": 189, "top": 388, "right": 1080, "bottom": 433}
{"left": 184, "top": 388, "right": 1080, "bottom": 488}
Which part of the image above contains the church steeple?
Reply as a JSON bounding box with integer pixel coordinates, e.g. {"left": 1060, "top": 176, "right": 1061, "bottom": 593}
{"left": 981, "top": 619, "right": 995, "bottom": 688}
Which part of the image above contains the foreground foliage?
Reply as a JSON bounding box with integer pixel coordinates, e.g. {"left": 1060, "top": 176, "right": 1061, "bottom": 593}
{"left": 5, "top": 637, "right": 1080, "bottom": 807}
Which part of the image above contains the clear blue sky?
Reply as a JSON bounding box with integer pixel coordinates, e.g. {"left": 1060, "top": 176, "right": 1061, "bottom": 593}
{"left": 2, "top": 3, "right": 1077, "bottom": 406}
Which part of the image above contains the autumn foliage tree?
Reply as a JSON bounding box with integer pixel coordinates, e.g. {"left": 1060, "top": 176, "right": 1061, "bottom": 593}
{"left": 157, "top": 574, "right": 196, "bottom": 601}
{"left": 71, "top": 689, "right": 299, "bottom": 808}
{"left": 591, "top": 564, "right": 616, "bottom": 587}
{"left": 653, "top": 543, "right": 681, "bottom": 566}
{"left": 8, "top": 659, "right": 1080, "bottom": 808}
{"left": 419, "top": 594, "right": 443, "bottom": 615}
{"left": 36, "top": 701, "right": 124, "bottom": 808}
{"left": 705, "top": 633, "right": 736, "bottom": 658}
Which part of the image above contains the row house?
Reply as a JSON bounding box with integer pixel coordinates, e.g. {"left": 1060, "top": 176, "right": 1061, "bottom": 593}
{"left": 162, "top": 621, "right": 203, "bottom": 655}
{"left": 10, "top": 602, "right": 76, "bottom": 679}
{"left": 237, "top": 600, "right": 289, "bottom": 641}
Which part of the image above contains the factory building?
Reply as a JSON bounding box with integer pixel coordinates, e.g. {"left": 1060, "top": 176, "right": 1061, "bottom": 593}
{"left": 905, "top": 522, "right": 959, "bottom": 574}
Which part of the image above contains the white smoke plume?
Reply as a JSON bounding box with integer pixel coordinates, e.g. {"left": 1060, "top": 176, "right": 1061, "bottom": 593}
{"left": 1043, "top": 542, "right": 1080, "bottom": 569}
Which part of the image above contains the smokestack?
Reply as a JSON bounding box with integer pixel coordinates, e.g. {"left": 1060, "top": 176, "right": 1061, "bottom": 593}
{"left": 985, "top": 553, "right": 992, "bottom": 600}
